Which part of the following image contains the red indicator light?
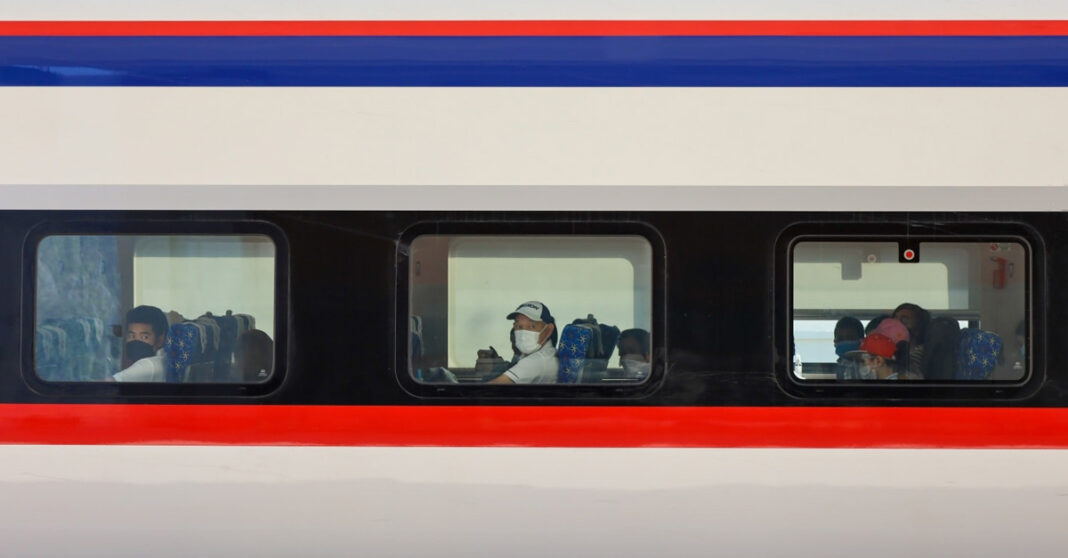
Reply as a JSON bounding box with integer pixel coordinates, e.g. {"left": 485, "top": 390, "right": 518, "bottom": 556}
{"left": 903, "top": 249, "right": 916, "bottom": 261}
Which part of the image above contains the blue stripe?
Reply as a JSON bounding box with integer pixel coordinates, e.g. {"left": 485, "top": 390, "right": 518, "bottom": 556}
{"left": 1, "top": 36, "right": 1066, "bottom": 86}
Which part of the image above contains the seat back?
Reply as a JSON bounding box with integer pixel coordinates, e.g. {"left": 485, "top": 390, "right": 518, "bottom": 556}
{"left": 567, "top": 315, "right": 621, "bottom": 376}
{"left": 956, "top": 328, "right": 1002, "bottom": 380}
{"left": 557, "top": 324, "right": 593, "bottom": 383}
{"left": 164, "top": 322, "right": 202, "bottom": 382}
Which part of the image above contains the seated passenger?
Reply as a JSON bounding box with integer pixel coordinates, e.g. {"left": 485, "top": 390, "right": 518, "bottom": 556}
{"left": 487, "top": 301, "right": 558, "bottom": 384}
{"left": 870, "top": 317, "right": 919, "bottom": 379}
{"left": 617, "top": 328, "right": 652, "bottom": 380}
{"left": 893, "top": 302, "right": 931, "bottom": 377}
{"left": 235, "top": 329, "right": 274, "bottom": 382}
{"left": 846, "top": 333, "right": 905, "bottom": 380}
{"left": 832, "top": 317, "right": 867, "bottom": 380}
{"left": 112, "top": 305, "right": 169, "bottom": 382}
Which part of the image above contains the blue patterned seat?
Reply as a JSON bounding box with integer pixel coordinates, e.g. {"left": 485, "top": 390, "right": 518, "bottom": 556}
{"left": 557, "top": 324, "right": 593, "bottom": 383}
{"left": 956, "top": 328, "right": 1002, "bottom": 380}
{"left": 164, "top": 322, "right": 201, "bottom": 382}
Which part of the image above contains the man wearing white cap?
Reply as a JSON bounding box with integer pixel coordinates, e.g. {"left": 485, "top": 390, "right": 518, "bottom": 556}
{"left": 488, "top": 301, "right": 559, "bottom": 384}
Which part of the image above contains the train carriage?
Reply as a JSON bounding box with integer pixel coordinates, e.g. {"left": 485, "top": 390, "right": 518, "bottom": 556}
{"left": 2, "top": 1, "right": 1068, "bottom": 556}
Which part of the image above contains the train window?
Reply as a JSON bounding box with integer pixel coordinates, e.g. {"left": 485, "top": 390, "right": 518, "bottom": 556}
{"left": 34, "top": 234, "right": 277, "bottom": 384}
{"left": 792, "top": 240, "right": 1028, "bottom": 382}
{"left": 407, "top": 235, "right": 653, "bottom": 385}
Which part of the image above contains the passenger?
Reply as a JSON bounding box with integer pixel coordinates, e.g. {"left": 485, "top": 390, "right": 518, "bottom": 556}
{"left": 617, "top": 328, "right": 652, "bottom": 379}
{"left": 846, "top": 333, "right": 905, "bottom": 380}
{"left": 921, "top": 317, "right": 961, "bottom": 380}
{"left": 995, "top": 319, "right": 1027, "bottom": 380}
{"left": 893, "top": 302, "right": 931, "bottom": 377}
{"left": 235, "top": 329, "right": 274, "bottom": 382}
{"left": 865, "top": 314, "right": 890, "bottom": 336}
{"left": 870, "top": 317, "right": 918, "bottom": 379}
{"left": 112, "top": 305, "right": 169, "bottom": 382}
{"left": 832, "top": 317, "right": 867, "bottom": 380}
{"left": 487, "top": 301, "right": 558, "bottom": 384}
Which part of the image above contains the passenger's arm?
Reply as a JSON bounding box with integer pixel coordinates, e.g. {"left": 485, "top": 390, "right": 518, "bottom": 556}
{"left": 487, "top": 373, "right": 515, "bottom": 384}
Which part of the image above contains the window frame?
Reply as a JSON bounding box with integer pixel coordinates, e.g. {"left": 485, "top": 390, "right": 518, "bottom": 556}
{"left": 395, "top": 220, "right": 667, "bottom": 399}
{"left": 22, "top": 219, "right": 289, "bottom": 397}
{"left": 775, "top": 220, "right": 1043, "bottom": 400}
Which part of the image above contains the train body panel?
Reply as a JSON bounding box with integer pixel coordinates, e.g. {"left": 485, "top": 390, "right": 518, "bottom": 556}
{"left": 1, "top": 89, "right": 1066, "bottom": 187}
{"left": 4, "top": 446, "right": 1068, "bottom": 557}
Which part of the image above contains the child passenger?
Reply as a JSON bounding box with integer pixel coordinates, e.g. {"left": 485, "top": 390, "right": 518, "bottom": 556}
{"left": 846, "top": 333, "right": 904, "bottom": 380}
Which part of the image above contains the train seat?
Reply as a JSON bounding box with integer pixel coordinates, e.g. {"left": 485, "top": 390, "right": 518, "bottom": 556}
{"left": 956, "top": 328, "right": 1003, "bottom": 380}
{"left": 163, "top": 322, "right": 202, "bottom": 382}
{"left": 557, "top": 324, "right": 593, "bottom": 383}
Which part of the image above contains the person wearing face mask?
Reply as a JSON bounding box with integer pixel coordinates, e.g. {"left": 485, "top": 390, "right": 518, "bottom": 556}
{"left": 845, "top": 333, "right": 904, "bottom": 380}
{"left": 111, "top": 305, "right": 169, "bottom": 382}
{"left": 617, "top": 328, "right": 652, "bottom": 380}
{"left": 832, "top": 317, "right": 867, "bottom": 380}
{"left": 487, "top": 301, "right": 558, "bottom": 384}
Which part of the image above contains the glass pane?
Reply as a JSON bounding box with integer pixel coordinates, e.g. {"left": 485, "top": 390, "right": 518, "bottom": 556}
{"left": 410, "top": 235, "right": 653, "bottom": 385}
{"left": 792, "top": 241, "right": 1026, "bottom": 382}
{"left": 35, "top": 234, "right": 276, "bottom": 383}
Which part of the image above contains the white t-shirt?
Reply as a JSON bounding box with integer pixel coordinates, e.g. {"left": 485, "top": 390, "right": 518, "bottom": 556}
{"left": 113, "top": 349, "right": 166, "bottom": 382}
{"left": 502, "top": 342, "right": 558, "bottom": 384}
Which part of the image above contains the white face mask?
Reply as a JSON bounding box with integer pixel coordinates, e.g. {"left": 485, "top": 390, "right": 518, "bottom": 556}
{"left": 514, "top": 329, "right": 544, "bottom": 355}
{"left": 621, "top": 358, "right": 651, "bottom": 379}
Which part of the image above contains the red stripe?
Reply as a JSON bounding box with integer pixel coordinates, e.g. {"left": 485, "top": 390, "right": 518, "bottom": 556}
{"left": 1, "top": 404, "right": 1068, "bottom": 448}
{"left": 0, "top": 20, "right": 1066, "bottom": 37}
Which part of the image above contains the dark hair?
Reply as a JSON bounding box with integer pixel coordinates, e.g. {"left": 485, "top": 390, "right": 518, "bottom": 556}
{"left": 834, "top": 317, "right": 864, "bottom": 341}
{"left": 893, "top": 302, "right": 931, "bottom": 344}
{"left": 922, "top": 316, "right": 962, "bottom": 380}
{"left": 618, "top": 328, "right": 651, "bottom": 356}
{"left": 891, "top": 342, "right": 911, "bottom": 373}
{"left": 124, "top": 305, "right": 169, "bottom": 338}
{"left": 865, "top": 315, "right": 890, "bottom": 336}
{"left": 235, "top": 329, "right": 274, "bottom": 382}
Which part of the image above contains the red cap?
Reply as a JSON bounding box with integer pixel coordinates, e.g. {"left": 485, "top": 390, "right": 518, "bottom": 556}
{"left": 858, "top": 333, "right": 897, "bottom": 359}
